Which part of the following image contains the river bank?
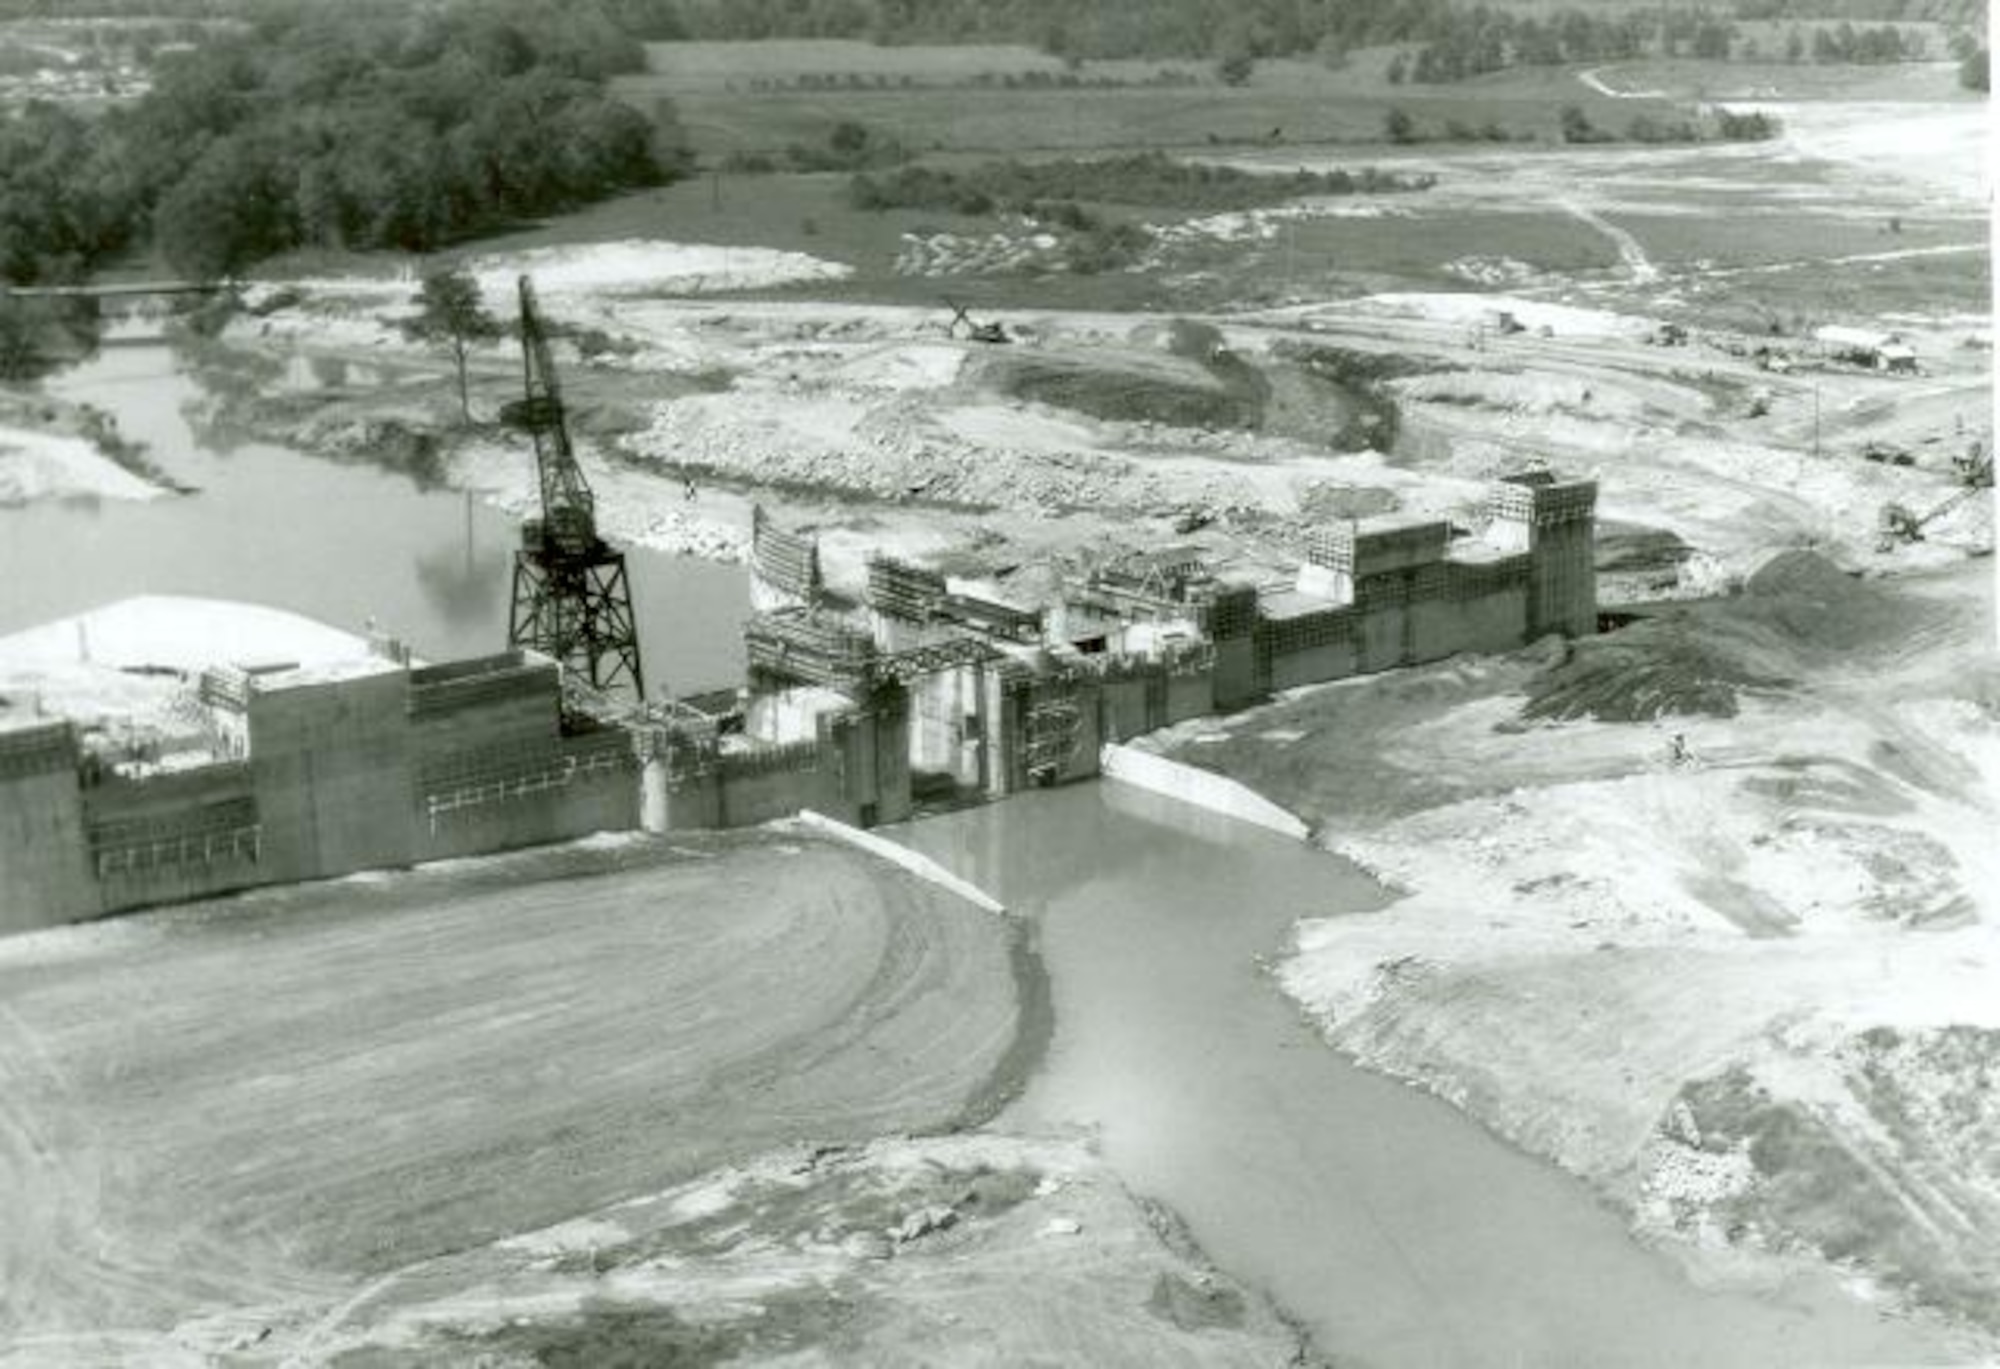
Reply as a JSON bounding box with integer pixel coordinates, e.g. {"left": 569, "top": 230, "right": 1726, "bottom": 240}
{"left": 1152, "top": 553, "right": 1999, "bottom": 1350}
{"left": 0, "top": 383, "right": 177, "bottom": 506}
{"left": 908, "top": 780, "right": 1973, "bottom": 1368}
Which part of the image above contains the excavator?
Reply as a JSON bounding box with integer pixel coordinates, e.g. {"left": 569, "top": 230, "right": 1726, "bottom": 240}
{"left": 943, "top": 297, "right": 1009, "bottom": 345}
{"left": 1876, "top": 443, "right": 1993, "bottom": 552}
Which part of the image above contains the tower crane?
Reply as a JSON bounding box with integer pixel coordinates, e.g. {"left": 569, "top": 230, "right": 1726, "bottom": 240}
{"left": 501, "top": 275, "right": 645, "bottom": 701}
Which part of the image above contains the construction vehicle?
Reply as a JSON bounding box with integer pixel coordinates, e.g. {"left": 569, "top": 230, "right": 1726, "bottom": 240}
{"left": 1876, "top": 445, "right": 1993, "bottom": 551}
{"left": 501, "top": 276, "right": 645, "bottom": 700}
{"left": 944, "top": 297, "right": 1009, "bottom": 344}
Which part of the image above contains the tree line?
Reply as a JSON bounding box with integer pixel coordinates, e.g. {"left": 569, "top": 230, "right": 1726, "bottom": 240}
{"left": 850, "top": 152, "right": 1432, "bottom": 215}
{"left": 0, "top": 0, "right": 675, "bottom": 286}
{"left": 642, "top": 0, "right": 1976, "bottom": 65}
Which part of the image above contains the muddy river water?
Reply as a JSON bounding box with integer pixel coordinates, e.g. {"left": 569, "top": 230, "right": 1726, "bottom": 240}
{"left": 904, "top": 783, "right": 1958, "bottom": 1369}
{"left": 4, "top": 343, "right": 1964, "bottom": 1366}
{"left": 1, "top": 339, "right": 747, "bottom": 691}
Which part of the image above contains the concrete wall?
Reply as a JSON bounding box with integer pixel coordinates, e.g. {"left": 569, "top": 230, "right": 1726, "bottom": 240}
{"left": 0, "top": 724, "right": 95, "bottom": 931}
{"left": 793, "top": 810, "right": 1006, "bottom": 914}
{"left": 1100, "top": 743, "right": 1310, "bottom": 840}
{"left": 713, "top": 741, "right": 827, "bottom": 827}
{"left": 1270, "top": 636, "right": 1358, "bottom": 691}
{"left": 1211, "top": 634, "right": 1259, "bottom": 708}
{"left": 862, "top": 687, "right": 914, "bottom": 825}
{"left": 666, "top": 689, "right": 915, "bottom": 832}
{"left": 249, "top": 669, "right": 416, "bottom": 882}
{"left": 409, "top": 657, "right": 561, "bottom": 760}
{"left": 1164, "top": 667, "right": 1214, "bottom": 725}
{"left": 1098, "top": 675, "right": 1153, "bottom": 745}
{"left": 85, "top": 761, "right": 262, "bottom": 914}
{"left": 414, "top": 730, "right": 637, "bottom": 862}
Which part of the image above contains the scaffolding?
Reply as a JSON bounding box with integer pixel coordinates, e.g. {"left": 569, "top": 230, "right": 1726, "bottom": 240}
{"left": 88, "top": 795, "right": 262, "bottom": 878}
{"left": 744, "top": 609, "right": 879, "bottom": 690}
{"left": 751, "top": 505, "right": 823, "bottom": 603}
{"left": 1021, "top": 685, "right": 1084, "bottom": 783}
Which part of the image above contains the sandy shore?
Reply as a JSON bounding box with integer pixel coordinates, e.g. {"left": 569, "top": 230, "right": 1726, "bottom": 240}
{"left": 0, "top": 422, "right": 164, "bottom": 506}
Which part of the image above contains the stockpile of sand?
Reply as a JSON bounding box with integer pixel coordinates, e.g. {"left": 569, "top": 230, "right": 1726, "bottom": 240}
{"left": 0, "top": 427, "right": 163, "bottom": 506}
{"left": 467, "top": 239, "right": 852, "bottom": 301}
{"left": 0, "top": 596, "right": 370, "bottom": 674}
{"left": 1736, "top": 548, "right": 1924, "bottom": 654}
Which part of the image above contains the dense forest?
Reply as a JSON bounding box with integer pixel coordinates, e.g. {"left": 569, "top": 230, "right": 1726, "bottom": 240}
{"left": 0, "top": 0, "right": 671, "bottom": 284}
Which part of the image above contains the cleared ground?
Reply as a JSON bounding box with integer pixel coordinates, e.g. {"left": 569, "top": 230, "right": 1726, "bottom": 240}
{"left": 1153, "top": 559, "right": 2000, "bottom": 1345}
{"left": 272, "top": 1134, "right": 1306, "bottom": 1368}
{"left": 0, "top": 831, "right": 1023, "bottom": 1361}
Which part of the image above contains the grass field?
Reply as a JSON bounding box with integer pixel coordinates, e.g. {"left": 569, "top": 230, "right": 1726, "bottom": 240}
{"left": 1668, "top": 244, "right": 1992, "bottom": 324}
{"left": 622, "top": 46, "right": 1695, "bottom": 159}
{"left": 0, "top": 830, "right": 1023, "bottom": 1349}
{"left": 638, "top": 38, "right": 1073, "bottom": 89}
{"left": 1588, "top": 54, "right": 1971, "bottom": 101}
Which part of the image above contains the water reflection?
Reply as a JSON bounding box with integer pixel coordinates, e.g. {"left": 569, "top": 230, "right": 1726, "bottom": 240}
{"left": 414, "top": 491, "right": 509, "bottom": 627}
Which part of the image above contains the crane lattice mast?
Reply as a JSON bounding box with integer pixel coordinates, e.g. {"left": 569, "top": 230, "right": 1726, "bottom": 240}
{"left": 503, "top": 275, "right": 645, "bottom": 701}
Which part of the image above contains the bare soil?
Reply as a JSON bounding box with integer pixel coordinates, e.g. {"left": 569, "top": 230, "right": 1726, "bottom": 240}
{"left": 0, "top": 831, "right": 1023, "bottom": 1360}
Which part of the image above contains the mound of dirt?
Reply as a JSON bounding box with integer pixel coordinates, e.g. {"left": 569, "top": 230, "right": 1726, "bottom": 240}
{"left": 1526, "top": 551, "right": 1953, "bottom": 723}
{"left": 1736, "top": 550, "right": 1916, "bottom": 655}
{"left": 977, "top": 351, "right": 1261, "bottom": 431}
{"left": 1520, "top": 612, "right": 1786, "bottom": 723}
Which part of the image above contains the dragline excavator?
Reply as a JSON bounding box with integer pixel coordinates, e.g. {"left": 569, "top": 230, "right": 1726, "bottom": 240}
{"left": 501, "top": 275, "right": 645, "bottom": 701}
{"left": 1876, "top": 443, "right": 1993, "bottom": 553}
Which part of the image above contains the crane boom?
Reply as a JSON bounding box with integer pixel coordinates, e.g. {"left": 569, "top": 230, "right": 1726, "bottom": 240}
{"left": 504, "top": 276, "right": 598, "bottom": 553}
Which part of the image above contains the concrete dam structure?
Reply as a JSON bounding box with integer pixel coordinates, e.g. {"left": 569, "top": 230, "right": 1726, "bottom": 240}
{"left": 0, "top": 472, "right": 1596, "bottom": 931}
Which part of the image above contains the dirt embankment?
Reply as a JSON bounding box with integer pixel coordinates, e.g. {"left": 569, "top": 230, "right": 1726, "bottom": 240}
{"left": 1159, "top": 555, "right": 2000, "bottom": 1344}
{"left": 258, "top": 1134, "right": 1311, "bottom": 1368}
{"left": 0, "top": 831, "right": 1026, "bottom": 1361}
